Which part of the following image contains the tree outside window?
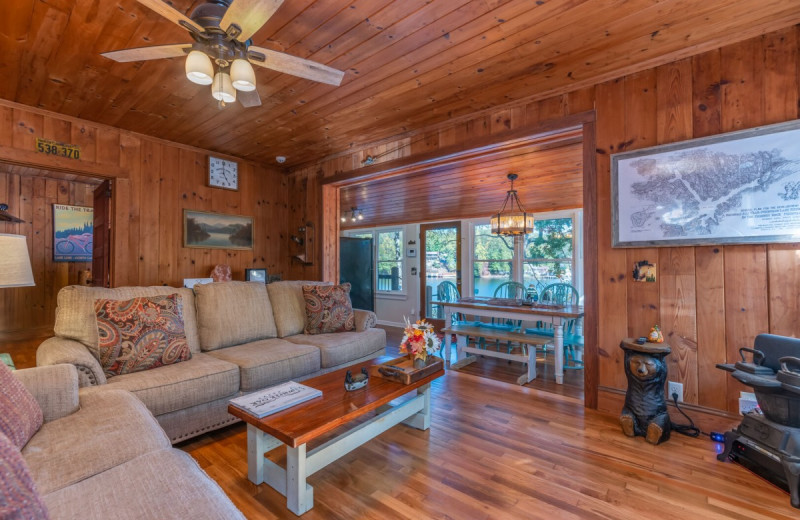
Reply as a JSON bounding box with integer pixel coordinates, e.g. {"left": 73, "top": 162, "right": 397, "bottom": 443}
{"left": 473, "top": 224, "right": 513, "bottom": 296}
{"left": 523, "top": 217, "right": 574, "bottom": 294}
{"left": 377, "top": 230, "right": 403, "bottom": 291}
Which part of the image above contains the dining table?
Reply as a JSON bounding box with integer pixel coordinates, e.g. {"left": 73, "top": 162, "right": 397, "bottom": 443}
{"left": 434, "top": 297, "right": 585, "bottom": 384}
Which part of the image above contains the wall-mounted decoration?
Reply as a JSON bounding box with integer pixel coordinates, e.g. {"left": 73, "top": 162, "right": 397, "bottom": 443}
{"left": 36, "top": 137, "right": 80, "bottom": 160}
{"left": 208, "top": 156, "right": 238, "bottom": 190}
{"left": 612, "top": 119, "right": 800, "bottom": 247}
{"left": 183, "top": 210, "right": 253, "bottom": 250}
{"left": 632, "top": 261, "right": 656, "bottom": 283}
{"left": 245, "top": 268, "right": 267, "bottom": 283}
{"left": 53, "top": 204, "right": 93, "bottom": 262}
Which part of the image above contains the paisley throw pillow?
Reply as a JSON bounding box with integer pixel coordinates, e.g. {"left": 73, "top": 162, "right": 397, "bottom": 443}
{"left": 94, "top": 293, "right": 191, "bottom": 377}
{"left": 302, "top": 283, "right": 355, "bottom": 335}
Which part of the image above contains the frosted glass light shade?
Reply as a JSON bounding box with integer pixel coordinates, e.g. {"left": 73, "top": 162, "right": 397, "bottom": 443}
{"left": 211, "top": 72, "right": 236, "bottom": 103}
{"left": 0, "top": 234, "right": 35, "bottom": 287}
{"left": 185, "top": 50, "right": 214, "bottom": 85}
{"left": 230, "top": 59, "right": 256, "bottom": 91}
{"left": 490, "top": 212, "right": 534, "bottom": 236}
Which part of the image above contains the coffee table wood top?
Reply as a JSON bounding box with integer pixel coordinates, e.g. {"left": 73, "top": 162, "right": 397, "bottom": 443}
{"left": 227, "top": 358, "right": 444, "bottom": 448}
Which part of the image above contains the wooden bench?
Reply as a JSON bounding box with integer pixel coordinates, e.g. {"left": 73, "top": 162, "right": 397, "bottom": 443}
{"left": 441, "top": 325, "right": 551, "bottom": 385}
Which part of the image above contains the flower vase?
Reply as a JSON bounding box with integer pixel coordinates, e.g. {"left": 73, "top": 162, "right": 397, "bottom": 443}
{"left": 413, "top": 357, "right": 426, "bottom": 369}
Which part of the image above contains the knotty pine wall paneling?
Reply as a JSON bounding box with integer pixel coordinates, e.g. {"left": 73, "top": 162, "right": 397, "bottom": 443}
{"left": 287, "top": 26, "right": 800, "bottom": 414}
{"left": 0, "top": 100, "right": 289, "bottom": 338}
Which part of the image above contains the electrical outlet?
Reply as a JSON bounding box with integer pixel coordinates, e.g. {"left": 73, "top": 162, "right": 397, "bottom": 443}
{"left": 668, "top": 381, "right": 684, "bottom": 402}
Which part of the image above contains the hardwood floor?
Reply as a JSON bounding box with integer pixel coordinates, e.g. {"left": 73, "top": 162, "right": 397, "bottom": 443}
{"left": 181, "top": 369, "right": 796, "bottom": 519}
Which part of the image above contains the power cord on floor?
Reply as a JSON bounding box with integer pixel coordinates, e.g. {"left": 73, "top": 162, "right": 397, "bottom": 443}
{"left": 669, "top": 392, "right": 725, "bottom": 442}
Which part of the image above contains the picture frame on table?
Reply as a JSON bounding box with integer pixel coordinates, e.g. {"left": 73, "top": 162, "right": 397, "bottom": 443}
{"left": 611, "top": 119, "right": 800, "bottom": 248}
{"left": 245, "top": 268, "right": 267, "bottom": 283}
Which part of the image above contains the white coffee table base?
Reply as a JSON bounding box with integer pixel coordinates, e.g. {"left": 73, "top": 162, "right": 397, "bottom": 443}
{"left": 247, "top": 385, "right": 432, "bottom": 516}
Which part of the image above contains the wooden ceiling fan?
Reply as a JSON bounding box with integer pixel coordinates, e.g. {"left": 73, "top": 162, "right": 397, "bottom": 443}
{"left": 101, "top": 0, "right": 344, "bottom": 108}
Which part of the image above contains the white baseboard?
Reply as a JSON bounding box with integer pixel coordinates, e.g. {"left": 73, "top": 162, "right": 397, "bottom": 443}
{"left": 376, "top": 320, "right": 405, "bottom": 328}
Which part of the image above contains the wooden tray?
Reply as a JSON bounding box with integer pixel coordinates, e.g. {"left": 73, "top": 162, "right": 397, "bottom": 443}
{"left": 370, "top": 355, "right": 444, "bottom": 385}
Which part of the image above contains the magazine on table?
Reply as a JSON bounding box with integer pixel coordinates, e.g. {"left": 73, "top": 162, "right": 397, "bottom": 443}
{"left": 230, "top": 381, "right": 322, "bottom": 418}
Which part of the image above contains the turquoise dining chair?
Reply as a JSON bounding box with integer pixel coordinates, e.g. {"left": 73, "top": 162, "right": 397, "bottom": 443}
{"left": 525, "top": 282, "right": 584, "bottom": 368}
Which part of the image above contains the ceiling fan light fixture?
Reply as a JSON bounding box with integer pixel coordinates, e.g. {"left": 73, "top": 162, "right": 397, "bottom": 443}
{"left": 230, "top": 59, "right": 256, "bottom": 91}
{"left": 185, "top": 50, "right": 213, "bottom": 85}
{"left": 211, "top": 71, "right": 236, "bottom": 103}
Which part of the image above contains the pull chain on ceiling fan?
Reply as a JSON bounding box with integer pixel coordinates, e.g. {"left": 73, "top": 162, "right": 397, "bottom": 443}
{"left": 101, "top": 0, "right": 344, "bottom": 109}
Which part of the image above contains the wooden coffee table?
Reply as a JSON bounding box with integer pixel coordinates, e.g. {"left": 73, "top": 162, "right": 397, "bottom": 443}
{"left": 227, "top": 358, "right": 444, "bottom": 516}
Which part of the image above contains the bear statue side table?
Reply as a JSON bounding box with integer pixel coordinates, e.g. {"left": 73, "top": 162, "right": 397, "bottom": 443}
{"left": 619, "top": 338, "right": 672, "bottom": 445}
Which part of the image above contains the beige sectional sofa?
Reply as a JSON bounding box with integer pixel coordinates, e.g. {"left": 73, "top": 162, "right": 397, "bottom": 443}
{"left": 37, "top": 280, "right": 385, "bottom": 443}
{"left": 13, "top": 363, "right": 244, "bottom": 519}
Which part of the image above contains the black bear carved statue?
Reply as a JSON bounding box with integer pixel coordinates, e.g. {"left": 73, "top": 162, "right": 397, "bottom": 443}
{"left": 619, "top": 339, "right": 672, "bottom": 445}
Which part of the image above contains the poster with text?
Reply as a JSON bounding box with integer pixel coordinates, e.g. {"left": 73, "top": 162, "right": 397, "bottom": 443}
{"left": 53, "top": 204, "right": 93, "bottom": 262}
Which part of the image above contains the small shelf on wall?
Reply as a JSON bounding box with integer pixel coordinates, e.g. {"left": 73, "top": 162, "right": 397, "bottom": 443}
{"left": 291, "top": 223, "right": 314, "bottom": 266}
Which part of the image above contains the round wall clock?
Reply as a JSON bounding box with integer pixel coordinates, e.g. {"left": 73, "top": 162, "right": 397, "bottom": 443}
{"left": 208, "top": 156, "right": 238, "bottom": 191}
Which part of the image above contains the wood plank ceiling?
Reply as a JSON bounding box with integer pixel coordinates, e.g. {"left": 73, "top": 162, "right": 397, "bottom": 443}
{"left": 1, "top": 0, "right": 798, "bottom": 168}
{"left": 339, "top": 138, "right": 584, "bottom": 229}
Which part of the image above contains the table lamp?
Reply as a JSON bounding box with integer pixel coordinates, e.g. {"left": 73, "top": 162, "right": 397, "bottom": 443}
{"left": 0, "top": 234, "right": 35, "bottom": 288}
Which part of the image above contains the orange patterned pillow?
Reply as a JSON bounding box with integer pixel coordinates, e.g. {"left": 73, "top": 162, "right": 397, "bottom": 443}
{"left": 94, "top": 294, "right": 191, "bottom": 377}
{"left": 302, "top": 283, "right": 355, "bottom": 335}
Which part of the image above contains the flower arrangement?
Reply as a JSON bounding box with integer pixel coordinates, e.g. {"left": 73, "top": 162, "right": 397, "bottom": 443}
{"left": 399, "top": 318, "right": 441, "bottom": 363}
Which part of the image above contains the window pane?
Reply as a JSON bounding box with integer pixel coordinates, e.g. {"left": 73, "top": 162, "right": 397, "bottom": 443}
{"left": 524, "top": 218, "right": 573, "bottom": 260}
{"left": 523, "top": 261, "right": 573, "bottom": 295}
{"left": 473, "top": 261, "right": 512, "bottom": 297}
{"left": 474, "top": 224, "right": 513, "bottom": 261}
{"left": 351, "top": 232, "right": 372, "bottom": 239}
{"left": 377, "top": 231, "right": 403, "bottom": 291}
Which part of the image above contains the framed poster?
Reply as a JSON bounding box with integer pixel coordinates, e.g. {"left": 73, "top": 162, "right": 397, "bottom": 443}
{"left": 53, "top": 204, "right": 93, "bottom": 262}
{"left": 612, "top": 119, "right": 800, "bottom": 247}
{"left": 183, "top": 210, "right": 253, "bottom": 250}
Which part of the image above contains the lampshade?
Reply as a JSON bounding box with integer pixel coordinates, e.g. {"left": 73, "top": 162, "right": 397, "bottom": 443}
{"left": 0, "top": 234, "right": 35, "bottom": 288}
{"left": 230, "top": 59, "right": 256, "bottom": 91}
{"left": 211, "top": 72, "right": 236, "bottom": 103}
{"left": 185, "top": 50, "right": 214, "bottom": 85}
{"left": 490, "top": 174, "right": 534, "bottom": 236}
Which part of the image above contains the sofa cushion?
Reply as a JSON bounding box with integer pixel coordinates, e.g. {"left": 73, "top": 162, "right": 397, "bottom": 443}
{"left": 0, "top": 363, "right": 43, "bottom": 449}
{"left": 303, "top": 283, "right": 355, "bottom": 335}
{"left": 22, "top": 388, "right": 170, "bottom": 495}
{"left": 206, "top": 339, "right": 320, "bottom": 392}
{"left": 105, "top": 353, "right": 240, "bottom": 416}
{"left": 194, "top": 281, "right": 277, "bottom": 351}
{"left": 54, "top": 285, "right": 201, "bottom": 354}
{"left": 267, "top": 280, "right": 331, "bottom": 337}
{"left": 285, "top": 328, "right": 386, "bottom": 368}
{"left": 94, "top": 294, "right": 192, "bottom": 378}
{"left": 42, "top": 449, "right": 245, "bottom": 520}
{"left": 0, "top": 432, "right": 50, "bottom": 520}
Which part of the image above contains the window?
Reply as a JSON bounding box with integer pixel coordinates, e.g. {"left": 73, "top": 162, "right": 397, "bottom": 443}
{"left": 472, "top": 224, "right": 513, "bottom": 297}
{"left": 524, "top": 217, "right": 575, "bottom": 293}
{"left": 377, "top": 229, "right": 403, "bottom": 292}
{"left": 350, "top": 232, "right": 373, "bottom": 239}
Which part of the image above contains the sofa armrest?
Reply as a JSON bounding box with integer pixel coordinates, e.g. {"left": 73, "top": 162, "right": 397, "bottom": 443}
{"left": 354, "top": 309, "right": 378, "bottom": 332}
{"left": 37, "top": 337, "right": 107, "bottom": 387}
{"left": 13, "top": 364, "right": 80, "bottom": 422}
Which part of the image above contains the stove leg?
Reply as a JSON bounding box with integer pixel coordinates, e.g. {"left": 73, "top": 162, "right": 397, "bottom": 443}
{"left": 716, "top": 430, "right": 736, "bottom": 462}
{"left": 782, "top": 459, "right": 800, "bottom": 509}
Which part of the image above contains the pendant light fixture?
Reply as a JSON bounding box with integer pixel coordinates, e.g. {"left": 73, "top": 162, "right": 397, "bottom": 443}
{"left": 490, "top": 173, "right": 534, "bottom": 236}
{"left": 340, "top": 207, "right": 364, "bottom": 223}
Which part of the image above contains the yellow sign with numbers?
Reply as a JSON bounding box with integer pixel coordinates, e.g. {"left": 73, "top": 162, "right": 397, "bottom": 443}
{"left": 35, "top": 138, "right": 81, "bottom": 160}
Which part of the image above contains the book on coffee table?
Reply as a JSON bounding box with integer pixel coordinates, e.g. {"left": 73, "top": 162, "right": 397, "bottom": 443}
{"left": 229, "top": 381, "right": 322, "bottom": 418}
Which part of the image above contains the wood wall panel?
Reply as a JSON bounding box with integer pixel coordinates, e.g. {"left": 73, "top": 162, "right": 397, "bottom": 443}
{"left": 0, "top": 100, "right": 289, "bottom": 339}
{"left": 288, "top": 26, "right": 800, "bottom": 413}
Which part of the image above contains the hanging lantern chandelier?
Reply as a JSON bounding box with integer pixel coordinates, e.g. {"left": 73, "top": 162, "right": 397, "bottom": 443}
{"left": 490, "top": 174, "right": 534, "bottom": 236}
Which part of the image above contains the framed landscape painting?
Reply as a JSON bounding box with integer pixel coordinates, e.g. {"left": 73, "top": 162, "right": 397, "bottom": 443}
{"left": 53, "top": 204, "right": 93, "bottom": 262}
{"left": 183, "top": 210, "right": 253, "bottom": 250}
{"left": 612, "top": 119, "right": 800, "bottom": 247}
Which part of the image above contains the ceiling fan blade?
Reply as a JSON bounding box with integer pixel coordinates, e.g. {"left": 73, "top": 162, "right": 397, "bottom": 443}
{"left": 101, "top": 44, "right": 192, "bottom": 63}
{"left": 238, "top": 89, "right": 262, "bottom": 108}
{"left": 136, "top": 0, "right": 204, "bottom": 33}
{"left": 221, "top": 0, "right": 284, "bottom": 41}
{"left": 248, "top": 46, "right": 344, "bottom": 86}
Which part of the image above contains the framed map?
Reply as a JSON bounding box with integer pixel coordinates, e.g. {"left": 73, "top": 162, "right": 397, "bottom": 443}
{"left": 612, "top": 119, "right": 800, "bottom": 247}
